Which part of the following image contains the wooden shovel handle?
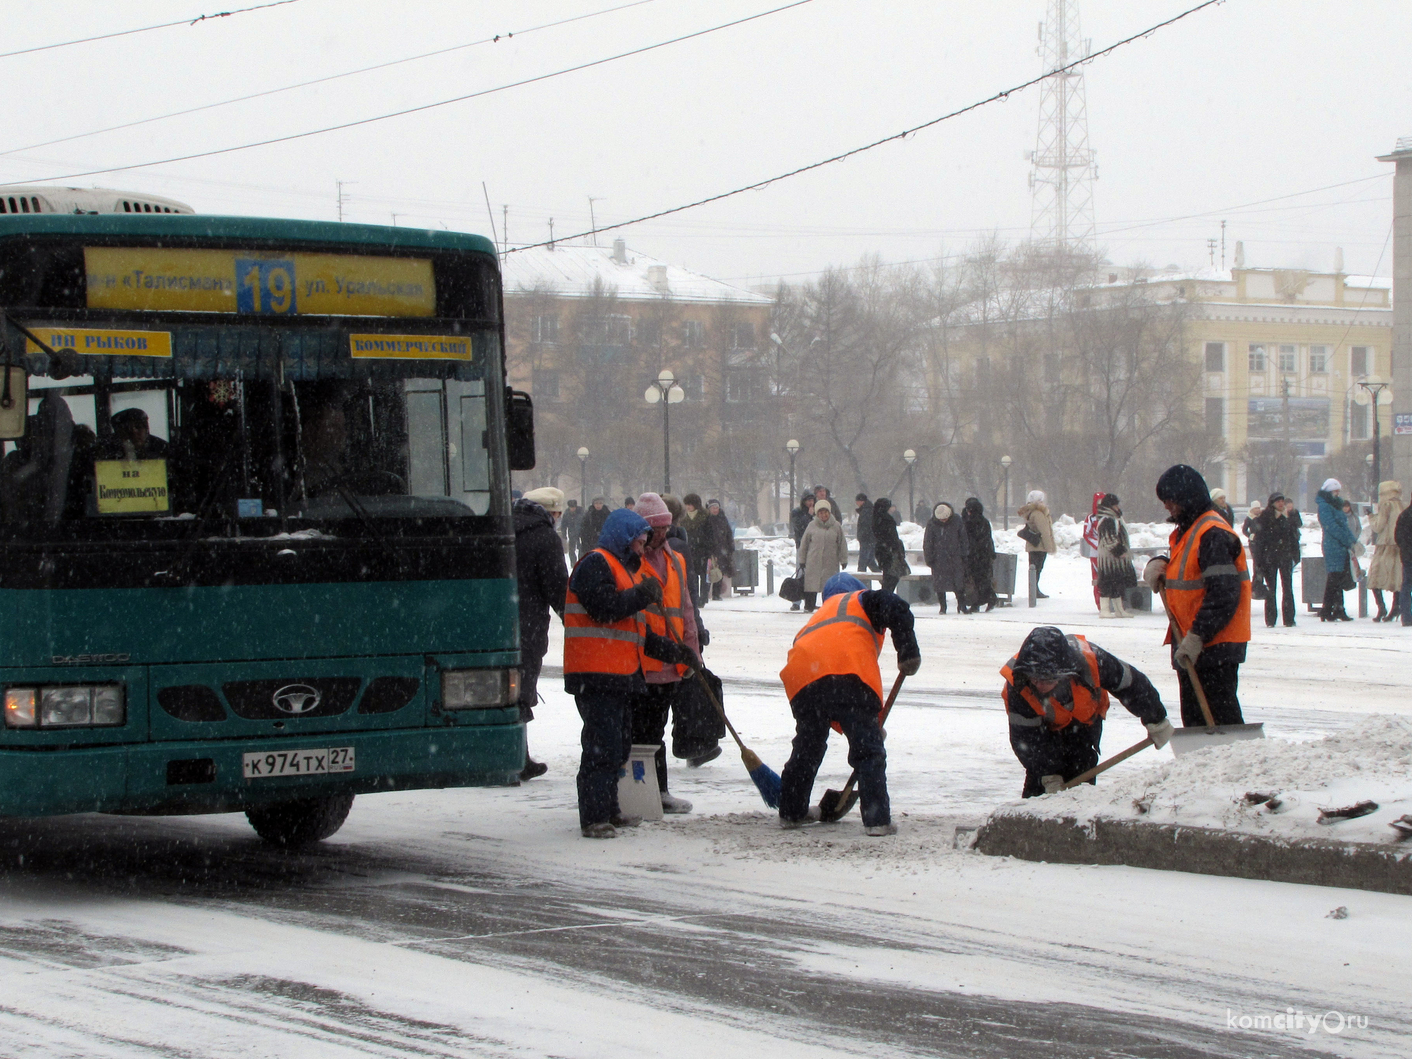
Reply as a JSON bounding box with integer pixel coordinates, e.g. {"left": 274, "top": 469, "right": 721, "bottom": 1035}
{"left": 1159, "top": 588, "right": 1218, "bottom": 729}
{"left": 831, "top": 670, "right": 908, "bottom": 804}
{"left": 1062, "top": 736, "right": 1153, "bottom": 789}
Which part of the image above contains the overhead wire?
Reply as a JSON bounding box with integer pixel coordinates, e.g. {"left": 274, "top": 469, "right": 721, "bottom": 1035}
{"left": 1, "top": 0, "right": 663, "bottom": 157}
{"left": 7, "top": 0, "right": 815, "bottom": 186}
{"left": 0, "top": 0, "right": 301, "bottom": 59}
{"left": 505, "top": 0, "right": 1227, "bottom": 253}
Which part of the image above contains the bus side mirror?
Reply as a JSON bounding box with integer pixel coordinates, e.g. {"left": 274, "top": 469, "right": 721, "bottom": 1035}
{"left": 506, "top": 388, "right": 535, "bottom": 470}
{"left": 0, "top": 367, "right": 26, "bottom": 439}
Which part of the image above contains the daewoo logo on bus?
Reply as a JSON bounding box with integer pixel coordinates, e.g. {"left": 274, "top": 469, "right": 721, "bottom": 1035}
{"left": 272, "top": 684, "right": 323, "bottom": 715}
{"left": 51, "top": 653, "right": 131, "bottom": 665}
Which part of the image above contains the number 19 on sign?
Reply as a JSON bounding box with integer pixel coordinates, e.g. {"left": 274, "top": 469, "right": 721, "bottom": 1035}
{"left": 235, "top": 258, "right": 297, "bottom": 315}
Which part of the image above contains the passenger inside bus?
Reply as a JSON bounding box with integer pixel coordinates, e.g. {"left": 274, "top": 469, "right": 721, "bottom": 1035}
{"left": 301, "top": 399, "right": 349, "bottom": 499}
{"left": 104, "top": 408, "right": 168, "bottom": 461}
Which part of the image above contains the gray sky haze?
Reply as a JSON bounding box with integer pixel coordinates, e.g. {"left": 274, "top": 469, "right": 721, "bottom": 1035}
{"left": 1, "top": 0, "right": 1406, "bottom": 285}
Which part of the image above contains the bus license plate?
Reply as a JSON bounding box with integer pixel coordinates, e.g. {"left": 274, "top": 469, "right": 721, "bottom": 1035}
{"left": 243, "top": 747, "right": 355, "bottom": 779}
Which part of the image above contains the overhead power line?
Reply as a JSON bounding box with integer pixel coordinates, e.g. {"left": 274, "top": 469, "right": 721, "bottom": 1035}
{"left": 7, "top": 0, "right": 814, "bottom": 186}
{"left": 2, "top": 0, "right": 662, "bottom": 157}
{"left": 506, "top": 0, "right": 1226, "bottom": 253}
{"left": 0, "top": 0, "right": 302, "bottom": 60}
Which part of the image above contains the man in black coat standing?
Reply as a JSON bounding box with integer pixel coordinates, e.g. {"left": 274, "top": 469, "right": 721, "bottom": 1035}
{"left": 578, "top": 496, "right": 610, "bottom": 560}
{"left": 854, "top": 493, "right": 878, "bottom": 573}
{"left": 515, "top": 488, "right": 570, "bottom": 780}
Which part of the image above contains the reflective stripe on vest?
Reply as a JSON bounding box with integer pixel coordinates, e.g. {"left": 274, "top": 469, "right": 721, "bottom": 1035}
{"left": 1164, "top": 510, "right": 1252, "bottom": 646}
{"left": 641, "top": 547, "right": 688, "bottom": 677}
{"left": 999, "top": 633, "right": 1110, "bottom": 730}
{"left": 563, "top": 548, "right": 645, "bottom": 677}
{"left": 779, "top": 591, "right": 885, "bottom": 705}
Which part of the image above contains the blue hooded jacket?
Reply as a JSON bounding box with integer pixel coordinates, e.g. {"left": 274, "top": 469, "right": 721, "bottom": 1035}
{"left": 596, "top": 507, "right": 650, "bottom": 559}
{"left": 1316, "top": 490, "right": 1357, "bottom": 572}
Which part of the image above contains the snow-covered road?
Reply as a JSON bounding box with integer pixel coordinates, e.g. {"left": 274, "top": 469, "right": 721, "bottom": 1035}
{"left": 1, "top": 554, "right": 1408, "bottom": 1057}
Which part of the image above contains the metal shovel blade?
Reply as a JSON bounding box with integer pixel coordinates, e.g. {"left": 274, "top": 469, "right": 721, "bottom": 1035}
{"left": 1168, "top": 722, "right": 1265, "bottom": 756}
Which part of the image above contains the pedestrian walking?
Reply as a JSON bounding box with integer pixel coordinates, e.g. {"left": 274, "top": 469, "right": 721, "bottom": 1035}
{"left": 797, "top": 498, "right": 848, "bottom": 611}
{"left": 1316, "top": 479, "right": 1357, "bottom": 622}
{"left": 960, "top": 497, "right": 997, "bottom": 612}
{"left": 1017, "top": 490, "right": 1056, "bottom": 598}
{"left": 854, "top": 493, "right": 878, "bottom": 573}
{"left": 913, "top": 500, "right": 930, "bottom": 526}
{"left": 578, "top": 497, "right": 610, "bottom": 561}
{"left": 923, "top": 502, "right": 968, "bottom": 613}
{"left": 872, "top": 496, "right": 909, "bottom": 594}
{"left": 630, "top": 493, "right": 703, "bottom": 815}
{"left": 679, "top": 493, "right": 712, "bottom": 606}
{"left": 1142, "top": 465, "right": 1252, "bottom": 727}
{"left": 1082, "top": 492, "right": 1103, "bottom": 610}
{"left": 790, "top": 493, "right": 816, "bottom": 547}
{"left": 1255, "top": 493, "right": 1301, "bottom": 627}
{"left": 1368, "top": 480, "right": 1404, "bottom": 622}
{"left": 778, "top": 573, "right": 920, "bottom": 835}
{"left": 705, "top": 498, "right": 736, "bottom": 600}
{"left": 1210, "top": 487, "right": 1235, "bottom": 526}
{"left": 1395, "top": 499, "right": 1412, "bottom": 627}
{"left": 1002, "top": 627, "right": 1172, "bottom": 797}
{"left": 560, "top": 498, "right": 584, "bottom": 564}
{"left": 1094, "top": 494, "right": 1137, "bottom": 618}
{"left": 514, "top": 487, "right": 569, "bottom": 780}
{"left": 564, "top": 508, "right": 696, "bottom": 838}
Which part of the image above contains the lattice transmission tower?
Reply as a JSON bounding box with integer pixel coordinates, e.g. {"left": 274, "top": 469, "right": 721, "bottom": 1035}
{"left": 1027, "top": 0, "right": 1097, "bottom": 252}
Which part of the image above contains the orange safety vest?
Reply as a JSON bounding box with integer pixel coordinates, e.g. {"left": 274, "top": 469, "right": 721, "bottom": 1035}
{"left": 640, "top": 546, "right": 688, "bottom": 677}
{"left": 563, "top": 547, "right": 645, "bottom": 677}
{"left": 1163, "top": 509, "right": 1252, "bottom": 646}
{"left": 1000, "top": 633, "right": 1109, "bottom": 730}
{"left": 780, "top": 591, "right": 885, "bottom": 706}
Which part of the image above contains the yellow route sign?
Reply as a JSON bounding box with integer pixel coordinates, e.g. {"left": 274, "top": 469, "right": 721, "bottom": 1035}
{"left": 94, "top": 459, "right": 170, "bottom": 515}
{"left": 84, "top": 248, "right": 436, "bottom": 317}
{"left": 24, "top": 326, "right": 172, "bottom": 358}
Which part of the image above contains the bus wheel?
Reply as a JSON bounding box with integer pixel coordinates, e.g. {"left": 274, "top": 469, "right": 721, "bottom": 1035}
{"left": 246, "top": 793, "right": 355, "bottom": 847}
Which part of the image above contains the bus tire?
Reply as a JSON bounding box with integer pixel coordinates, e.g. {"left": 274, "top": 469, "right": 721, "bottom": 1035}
{"left": 246, "top": 793, "right": 355, "bottom": 847}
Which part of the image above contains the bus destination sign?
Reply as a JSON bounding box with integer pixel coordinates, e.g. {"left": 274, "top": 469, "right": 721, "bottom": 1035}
{"left": 348, "top": 334, "right": 472, "bottom": 361}
{"left": 84, "top": 248, "right": 436, "bottom": 317}
{"left": 23, "top": 326, "right": 172, "bottom": 358}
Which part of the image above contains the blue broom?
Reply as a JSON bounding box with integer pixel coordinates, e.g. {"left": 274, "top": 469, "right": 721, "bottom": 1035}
{"left": 691, "top": 664, "right": 782, "bottom": 809}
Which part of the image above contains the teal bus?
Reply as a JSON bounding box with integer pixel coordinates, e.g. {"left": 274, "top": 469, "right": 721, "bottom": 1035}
{"left": 0, "top": 211, "right": 532, "bottom": 845}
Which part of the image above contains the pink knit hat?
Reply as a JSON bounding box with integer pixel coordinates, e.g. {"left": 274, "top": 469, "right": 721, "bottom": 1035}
{"left": 635, "top": 492, "right": 673, "bottom": 528}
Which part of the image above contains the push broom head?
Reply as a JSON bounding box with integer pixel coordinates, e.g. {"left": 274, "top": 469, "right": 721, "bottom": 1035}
{"left": 740, "top": 747, "right": 782, "bottom": 809}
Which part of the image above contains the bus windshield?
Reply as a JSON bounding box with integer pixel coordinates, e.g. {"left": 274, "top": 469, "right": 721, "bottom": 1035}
{"left": 3, "top": 335, "right": 499, "bottom": 539}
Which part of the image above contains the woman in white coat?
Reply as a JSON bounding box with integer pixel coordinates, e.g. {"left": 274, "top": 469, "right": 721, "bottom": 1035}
{"left": 796, "top": 499, "right": 849, "bottom": 611}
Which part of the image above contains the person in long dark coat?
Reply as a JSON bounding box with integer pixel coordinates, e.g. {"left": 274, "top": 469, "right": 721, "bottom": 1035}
{"left": 704, "top": 498, "right": 735, "bottom": 600}
{"left": 872, "top": 496, "right": 909, "bottom": 594}
{"left": 578, "top": 496, "right": 610, "bottom": 560}
{"left": 960, "top": 497, "right": 997, "bottom": 612}
{"left": 854, "top": 493, "right": 878, "bottom": 572}
{"left": 1255, "top": 492, "right": 1301, "bottom": 627}
{"left": 679, "top": 493, "right": 712, "bottom": 606}
{"left": 923, "top": 502, "right": 968, "bottom": 613}
{"left": 1094, "top": 493, "right": 1137, "bottom": 618}
{"left": 514, "top": 488, "right": 570, "bottom": 780}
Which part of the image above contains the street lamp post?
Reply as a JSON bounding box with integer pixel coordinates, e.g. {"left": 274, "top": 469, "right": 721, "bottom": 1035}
{"left": 1366, "top": 452, "right": 1376, "bottom": 505}
{"left": 644, "top": 368, "right": 685, "bottom": 491}
{"left": 1357, "top": 377, "right": 1390, "bottom": 494}
{"left": 576, "top": 446, "right": 590, "bottom": 507}
{"left": 1000, "top": 455, "right": 1013, "bottom": 530}
{"left": 785, "top": 438, "right": 801, "bottom": 511}
{"left": 903, "top": 449, "right": 917, "bottom": 522}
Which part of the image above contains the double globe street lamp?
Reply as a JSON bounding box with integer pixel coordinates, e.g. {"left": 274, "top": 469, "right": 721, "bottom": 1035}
{"left": 645, "top": 368, "right": 685, "bottom": 492}
{"left": 576, "top": 446, "right": 590, "bottom": 506}
{"left": 903, "top": 449, "right": 917, "bottom": 522}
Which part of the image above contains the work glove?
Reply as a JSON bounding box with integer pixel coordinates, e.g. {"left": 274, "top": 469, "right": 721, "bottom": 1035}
{"left": 898, "top": 655, "right": 921, "bottom": 677}
{"left": 697, "top": 626, "right": 710, "bottom": 648}
{"left": 1041, "top": 774, "right": 1065, "bottom": 795}
{"left": 1173, "top": 631, "right": 1203, "bottom": 670}
{"left": 1144, "top": 718, "right": 1174, "bottom": 750}
{"left": 637, "top": 577, "right": 663, "bottom": 605}
{"left": 1142, "top": 556, "right": 1168, "bottom": 592}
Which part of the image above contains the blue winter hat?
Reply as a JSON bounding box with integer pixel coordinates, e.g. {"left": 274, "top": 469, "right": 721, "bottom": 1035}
{"left": 597, "top": 507, "right": 651, "bottom": 558}
{"left": 822, "top": 572, "right": 867, "bottom": 600}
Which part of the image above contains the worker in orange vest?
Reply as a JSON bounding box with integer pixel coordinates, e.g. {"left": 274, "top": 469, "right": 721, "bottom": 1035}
{"left": 1002, "top": 626, "right": 1173, "bottom": 797}
{"left": 630, "top": 492, "right": 704, "bottom": 815}
{"left": 565, "top": 508, "right": 697, "bottom": 839}
{"left": 1142, "top": 464, "right": 1253, "bottom": 727}
{"left": 778, "top": 573, "right": 919, "bottom": 836}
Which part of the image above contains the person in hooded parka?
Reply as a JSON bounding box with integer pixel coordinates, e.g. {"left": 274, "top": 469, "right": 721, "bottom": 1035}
{"left": 922, "top": 502, "right": 968, "bottom": 613}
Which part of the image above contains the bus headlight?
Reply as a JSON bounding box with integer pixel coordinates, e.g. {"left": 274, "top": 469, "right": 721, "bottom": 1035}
{"left": 441, "top": 669, "right": 519, "bottom": 710}
{"left": 3, "top": 686, "right": 125, "bottom": 728}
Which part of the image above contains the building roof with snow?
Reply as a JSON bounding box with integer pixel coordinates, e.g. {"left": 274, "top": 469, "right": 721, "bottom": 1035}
{"left": 501, "top": 239, "right": 772, "bottom": 306}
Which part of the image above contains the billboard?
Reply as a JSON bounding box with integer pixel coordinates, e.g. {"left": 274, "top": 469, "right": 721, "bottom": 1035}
{"left": 1247, "top": 397, "right": 1330, "bottom": 441}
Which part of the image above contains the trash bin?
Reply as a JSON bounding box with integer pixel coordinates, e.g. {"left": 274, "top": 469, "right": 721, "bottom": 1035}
{"left": 1301, "top": 557, "right": 1326, "bottom": 612}
{"left": 733, "top": 549, "right": 758, "bottom": 594}
{"left": 992, "top": 552, "right": 1017, "bottom": 603}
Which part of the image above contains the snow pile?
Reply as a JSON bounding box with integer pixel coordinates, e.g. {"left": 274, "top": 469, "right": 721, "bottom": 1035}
{"left": 664, "top": 811, "right": 962, "bottom": 871}
{"left": 738, "top": 533, "right": 797, "bottom": 578}
{"left": 994, "top": 716, "right": 1412, "bottom": 845}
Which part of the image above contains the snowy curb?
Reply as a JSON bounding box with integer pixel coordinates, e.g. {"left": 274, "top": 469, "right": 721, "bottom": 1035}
{"left": 973, "top": 812, "right": 1412, "bottom": 896}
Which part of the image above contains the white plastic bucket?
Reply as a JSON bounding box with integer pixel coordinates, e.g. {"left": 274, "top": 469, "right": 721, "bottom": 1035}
{"left": 617, "top": 743, "right": 664, "bottom": 820}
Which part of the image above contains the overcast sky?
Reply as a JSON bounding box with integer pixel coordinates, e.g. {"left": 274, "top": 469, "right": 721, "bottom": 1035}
{"left": 1, "top": 0, "right": 1406, "bottom": 288}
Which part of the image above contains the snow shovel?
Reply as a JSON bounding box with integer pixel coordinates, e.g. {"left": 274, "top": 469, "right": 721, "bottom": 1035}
{"left": 1062, "top": 735, "right": 1153, "bottom": 789}
{"left": 817, "top": 670, "right": 906, "bottom": 822}
{"left": 1159, "top": 590, "right": 1264, "bottom": 756}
